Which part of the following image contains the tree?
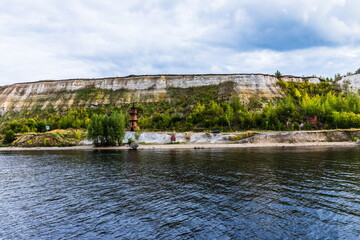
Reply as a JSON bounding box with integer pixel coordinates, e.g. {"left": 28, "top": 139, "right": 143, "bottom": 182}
{"left": 275, "top": 70, "right": 282, "bottom": 77}
{"left": 223, "top": 103, "right": 234, "bottom": 128}
{"left": 334, "top": 73, "right": 342, "bottom": 81}
{"left": 87, "top": 111, "right": 125, "bottom": 146}
{"left": 87, "top": 114, "right": 104, "bottom": 147}
{"left": 107, "top": 111, "right": 125, "bottom": 145}
{"left": 355, "top": 68, "right": 360, "bottom": 74}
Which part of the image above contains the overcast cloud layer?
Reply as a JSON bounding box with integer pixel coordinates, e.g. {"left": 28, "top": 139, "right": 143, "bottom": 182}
{"left": 0, "top": 0, "right": 359, "bottom": 85}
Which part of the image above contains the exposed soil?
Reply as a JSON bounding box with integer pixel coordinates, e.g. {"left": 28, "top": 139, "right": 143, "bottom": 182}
{"left": 12, "top": 130, "right": 82, "bottom": 147}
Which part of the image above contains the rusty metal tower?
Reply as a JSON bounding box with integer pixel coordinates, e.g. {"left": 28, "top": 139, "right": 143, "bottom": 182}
{"left": 127, "top": 105, "right": 140, "bottom": 131}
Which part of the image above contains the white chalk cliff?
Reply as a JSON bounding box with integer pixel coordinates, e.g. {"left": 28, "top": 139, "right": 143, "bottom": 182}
{"left": 0, "top": 74, "right": 322, "bottom": 115}
{"left": 337, "top": 74, "right": 360, "bottom": 92}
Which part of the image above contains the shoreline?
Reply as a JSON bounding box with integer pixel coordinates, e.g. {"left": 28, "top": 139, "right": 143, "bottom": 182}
{"left": 0, "top": 142, "right": 357, "bottom": 151}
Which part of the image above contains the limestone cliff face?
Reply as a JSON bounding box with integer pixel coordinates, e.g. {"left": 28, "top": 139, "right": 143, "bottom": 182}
{"left": 337, "top": 74, "right": 360, "bottom": 92}
{"left": 0, "top": 74, "right": 320, "bottom": 115}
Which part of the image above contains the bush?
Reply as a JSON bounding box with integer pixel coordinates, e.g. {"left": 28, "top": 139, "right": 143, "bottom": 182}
{"left": 8, "top": 120, "right": 21, "bottom": 133}
{"left": 37, "top": 121, "right": 47, "bottom": 132}
{"left": 74, "top": 130, "right": 82, "bottom": 140}
{"left": 25, "top": 119, "right": 37, "bottom": 132}
{"left": 21, "top": 125, "right": 31, "bottom": 133}
{"left": 4, "top": 130, "right": 16, "bottom": 144}
{"left": 127, "top": 138, "right": 135, "bottom": 145}
{"left": 135, "top": 131, "right": 141, "bottom": 140}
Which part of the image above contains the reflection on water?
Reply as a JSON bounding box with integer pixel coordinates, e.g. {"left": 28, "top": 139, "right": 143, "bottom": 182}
{"left": 0, "top": 147, "right": 360, "bottom": 239}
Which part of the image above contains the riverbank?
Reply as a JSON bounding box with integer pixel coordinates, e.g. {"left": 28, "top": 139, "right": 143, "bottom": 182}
{"left": 2, "top": 129, "right": 360, "bottom": 150}
{"left": 0, "top": 141, "right": 357, "bottom": 151}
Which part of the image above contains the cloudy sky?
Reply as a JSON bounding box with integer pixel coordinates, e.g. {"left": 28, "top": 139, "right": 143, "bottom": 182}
{"left": 0, "top": 0, "right": 359, "bottom": 85}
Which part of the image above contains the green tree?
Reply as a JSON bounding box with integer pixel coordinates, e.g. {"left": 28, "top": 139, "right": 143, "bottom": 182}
{"left": 223, "top": 103, "right": 234, "bottom": 128}
{"left": 87, "top": 111, "right": 125, "bottom": 146}
{"left": 334, "top": 73, "right": 342, "bottom": 81}
{"left": 275, "top": 70, "right": 282, "bottom": 77}
{"left": 87, "top": 114, "right": 104, "bottom": 146}
{"left": 107, "top": 111, "right": 125, "bottom": 145}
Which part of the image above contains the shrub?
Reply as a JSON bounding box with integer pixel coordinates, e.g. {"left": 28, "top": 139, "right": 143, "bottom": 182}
{"left": 37, "top": 121, "right": 47, "bottom": 132}
{"left": 21, "top": 125, "right": 31, "bottom": 133}
{"left": 134, "top": 131, "right": 141, "bottom": 140}
{"left": 43, "top": 138, "right": 50, "bottom": 146}
{"left": 8, "top": 120, "right": 21, "bottom": 133}
{"left": 127, "top": 138, "right": 135, "bottom": 145}
{"left": 25, "top": 119, "right": 37, "bottom": 131}
{"left": 292, "top": 122, "right": 300, "bottom": 130}
{"left": 4, "top": 130, "right": 16, "bottom": 144}
{"left": 74, "top": 130, "right": 82, "bottom": 140}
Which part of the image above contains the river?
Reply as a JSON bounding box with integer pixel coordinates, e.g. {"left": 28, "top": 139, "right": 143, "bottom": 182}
{"left": 0, "top": 147, "right": 360, "bottom": 239}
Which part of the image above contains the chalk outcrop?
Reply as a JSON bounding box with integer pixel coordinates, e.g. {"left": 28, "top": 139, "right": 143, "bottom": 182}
{"left": 0, "top": 74, "right": 321, "bottom": 115}
{"left": 9, "top": 130, "right": 360, "bottom": 147}
{"left": 121, "top": 130, "right": 360, "bottom": 145}
{"left": 239, "top": 130, "right": 360, "bottom": 144}
{"left": 337, "top": 74, "right": 360, "bottom": 92}
{"left": 124, "top": 131, "right": 235, "bottom": 144}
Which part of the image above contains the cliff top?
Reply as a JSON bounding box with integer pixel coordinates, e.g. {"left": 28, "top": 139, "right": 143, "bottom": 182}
{"left": 0, "top": 73, "right": 315, "bottom": 88}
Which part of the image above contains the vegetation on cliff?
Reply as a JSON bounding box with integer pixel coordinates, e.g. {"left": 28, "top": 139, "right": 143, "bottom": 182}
{"left": 1, "top": 76, "right": 360, "bottom": 145}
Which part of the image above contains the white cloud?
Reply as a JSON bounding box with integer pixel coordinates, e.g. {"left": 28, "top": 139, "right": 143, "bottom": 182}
{"left": 0, "top": 0, "right": 359, "bottom": 85}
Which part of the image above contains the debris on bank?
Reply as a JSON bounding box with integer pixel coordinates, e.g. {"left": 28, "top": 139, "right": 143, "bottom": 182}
{"left": 123, "top": 130, "right": 360, "bottom": 145}
{"left": 123, "top": 131, "right": 243, "bottom": 144}
{"left": 12, "top": 130, "right": 84, "bottom": 147}
{"left": 239, "top": 130, "right": 360, "bottom": 144}
{"left": 8, "top": 129, "right": 360, "bottom": 148}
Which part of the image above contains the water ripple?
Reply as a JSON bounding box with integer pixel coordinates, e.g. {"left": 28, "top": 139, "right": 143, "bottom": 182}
{"left": 0, "top": 148, "right": 360, "bottom": 239}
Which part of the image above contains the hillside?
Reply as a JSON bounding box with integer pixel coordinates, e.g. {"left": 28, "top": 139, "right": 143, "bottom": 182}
{"left": 0, "top": 74, "right": 320, "bottom": 116}
{"left": 1, "top": 73, "right": 360, "bottom": 136}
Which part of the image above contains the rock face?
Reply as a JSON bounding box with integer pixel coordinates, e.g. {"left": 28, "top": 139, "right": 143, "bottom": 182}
{"left": 124, "top": 131, "right": 237, "bottom": 144}
{"left": 240, "top": 130, "right": 360, "bottom": 144}
{"left": 337, "top": 74, "right": 360, "bottom": 92}
{"left": 0, "top": 74, "right": 321, "bottom": 115}
{"left": 123, "top": 130, "right": 360, "bottom": 144}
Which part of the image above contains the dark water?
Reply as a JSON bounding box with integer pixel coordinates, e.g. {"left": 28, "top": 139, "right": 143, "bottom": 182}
{"left": 0, "top": 147, "right": 360, "bottom": 239}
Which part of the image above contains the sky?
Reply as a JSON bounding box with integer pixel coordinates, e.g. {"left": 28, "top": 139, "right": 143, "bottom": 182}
{"left": 0, "top": 0, "right": 360, "bottom": 85}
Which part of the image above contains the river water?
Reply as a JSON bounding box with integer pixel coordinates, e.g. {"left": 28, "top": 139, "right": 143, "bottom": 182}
{"left": 0, "top": 147, "right": 360, "bottom": 239}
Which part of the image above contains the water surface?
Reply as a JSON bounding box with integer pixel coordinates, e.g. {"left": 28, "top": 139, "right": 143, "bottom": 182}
{"left": 0, "top": 147, "right": 360, "bottom": 239}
